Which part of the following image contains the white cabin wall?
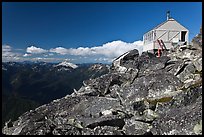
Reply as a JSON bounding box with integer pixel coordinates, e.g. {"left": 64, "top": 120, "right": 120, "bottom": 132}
{"left": 156, "top": 19, "right": 189, "bottom": 43}
{"left": 185, "top": 31, "right": 189, "bottom": 44}
{"left": 154, "top": 41, "right": 172, "bottom": 49}
{"left": 155, "top": 30, "right": 168, "bottom": 41}
{"left": 163, "top": 42, "right": 173, "bottom": 49}
{"left": 143, "top": 42, "right": 154, "bottom": 52}
{"left": 155, "top": 29, "right": 188, "bottom": 43}
{"left": 168, "top": 31, "right": 180, "bottom": 42}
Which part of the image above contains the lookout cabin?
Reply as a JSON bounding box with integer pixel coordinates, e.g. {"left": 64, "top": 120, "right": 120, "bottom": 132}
{"left": 142, "top": 11, "right": 189, "bottom": 56}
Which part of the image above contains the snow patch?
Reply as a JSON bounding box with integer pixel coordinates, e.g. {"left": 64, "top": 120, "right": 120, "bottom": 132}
{"left": 54, "top": 61, "right": 78, "bottom": 69}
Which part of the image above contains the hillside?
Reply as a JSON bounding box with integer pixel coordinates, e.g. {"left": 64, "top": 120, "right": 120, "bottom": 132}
{"left": 2, "top": 44, "right": 202, "bottom": 135}
{"left": 2, "top": 62, "right": 109, "bottom": 127}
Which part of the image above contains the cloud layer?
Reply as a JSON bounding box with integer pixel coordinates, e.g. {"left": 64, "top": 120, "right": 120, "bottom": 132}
{"left": 2, "top": 45, "right": 22, "bottom": 62}
{"left": 26, "top": 46, "right": 48, "bottom": 54}
{"left": 49, "top": 40, "right": 143, "bottom": 58}
{"left": 2, "top": 40, "right": 143, "bottom": 63}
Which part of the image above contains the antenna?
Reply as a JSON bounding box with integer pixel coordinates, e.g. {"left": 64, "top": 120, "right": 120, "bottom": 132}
{"left": 167, "top": 11, "right": 170, "bottom": 20}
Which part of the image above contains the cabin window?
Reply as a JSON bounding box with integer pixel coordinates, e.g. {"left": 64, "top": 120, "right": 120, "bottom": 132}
{"left": 181, "top": 31, "right": 187, "bottom": 42}
{"left": 144, "top": 31, "right": 155, "bottom": 43}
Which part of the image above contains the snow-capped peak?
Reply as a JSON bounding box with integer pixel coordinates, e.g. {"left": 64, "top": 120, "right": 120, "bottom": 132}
{"left": 55, "top": 61, "right": 78, "bottom": 69}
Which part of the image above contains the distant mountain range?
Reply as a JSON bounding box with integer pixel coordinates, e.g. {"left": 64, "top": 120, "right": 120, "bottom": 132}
{"left": 2, "top": 61, "right": 110, "bottom": 127}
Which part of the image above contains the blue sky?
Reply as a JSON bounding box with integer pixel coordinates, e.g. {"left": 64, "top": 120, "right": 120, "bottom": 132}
{"left": 2, "top": 2, "right": 202, "bottom": 64}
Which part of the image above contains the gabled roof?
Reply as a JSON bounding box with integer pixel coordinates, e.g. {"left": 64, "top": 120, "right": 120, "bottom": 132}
{"left": 152, "top": 18, "right": 175, "bottom": 30}
{"left": 143, "top": 18, "right": 188, "bottom": 35}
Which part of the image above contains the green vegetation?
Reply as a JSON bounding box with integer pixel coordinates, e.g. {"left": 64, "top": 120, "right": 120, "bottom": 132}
{"left": 2, "top": 93, "right": 40, "bottom": 127}
{"left": 145, "top": 96, "right": 173, "bottom": 105}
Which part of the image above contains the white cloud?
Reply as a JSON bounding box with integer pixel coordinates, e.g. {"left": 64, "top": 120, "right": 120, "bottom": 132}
{"left": 90, "top": 40, "right": 143, "bottom": 58}
{"left": 49, "top": 47, "right": 68, "bottom": 55}
{"left": 2, "top": 45, "right": 23, "bottom": 62}
{"left": 26, "top": 46, "right": 48, "bottom": 54}
{"left": 23, "top": 53, "right": 32, "bottom": 57}
{"left": 49, "top": 40, "right": 143, "bottom": 59}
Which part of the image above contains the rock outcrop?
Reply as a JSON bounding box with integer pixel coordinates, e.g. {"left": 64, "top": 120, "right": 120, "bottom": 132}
{"left": 191, "top": 25, "right": 202, "bottom": 50}
{"left": 2, "top": 45, "right": 202, "bottom": 135}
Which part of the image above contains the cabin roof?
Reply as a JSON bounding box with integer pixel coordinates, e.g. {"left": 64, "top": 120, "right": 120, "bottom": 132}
{"left": 152, "top": 18, "right": 174, "bottom": 30}
{"left": 143, "top": 18, "right": 188, "bottom": 35}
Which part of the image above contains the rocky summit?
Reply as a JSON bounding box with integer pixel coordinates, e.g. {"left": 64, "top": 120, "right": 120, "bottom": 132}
{"left": 2, "top": 46, "right": 202, "bottom": 135}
